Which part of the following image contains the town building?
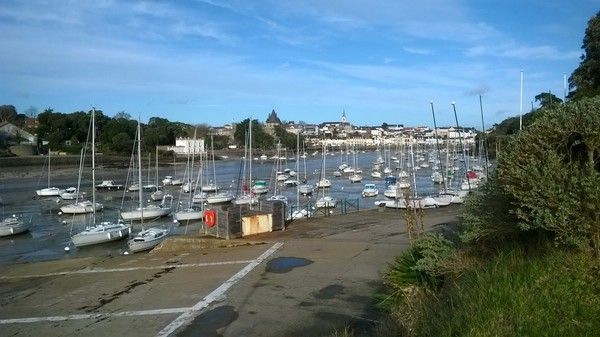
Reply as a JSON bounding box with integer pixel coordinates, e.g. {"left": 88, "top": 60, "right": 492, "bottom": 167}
{"left": 0, "top": 121, "right": 37, "bottom": 144}
{"left": 161, "top": 137, "right": 205, "bottom": 155}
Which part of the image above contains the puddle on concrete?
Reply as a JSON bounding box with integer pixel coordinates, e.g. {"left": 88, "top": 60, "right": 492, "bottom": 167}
{"left": 265, "top": 257, "right": 313, "bottom": 274}
{"left": 177, "top": 305, "right": 238, "bottom": 337}
{"left": 314, "top": 284, "right": 345, "bottom": 300}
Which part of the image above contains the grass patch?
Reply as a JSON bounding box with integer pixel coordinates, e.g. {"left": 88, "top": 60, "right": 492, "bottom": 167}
{"left": 411, "top": 248, "right": 600, "bottom": 337}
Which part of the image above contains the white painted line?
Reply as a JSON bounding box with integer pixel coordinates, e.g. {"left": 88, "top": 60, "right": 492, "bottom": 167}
{"left": 0, "top": 260, "right": 254, "bottom": 279}
{"left": 0, "top": 307, "right": 189, "bottom": 324}
{"left": 155, "top": 242, "right": 284, "bottom": 337}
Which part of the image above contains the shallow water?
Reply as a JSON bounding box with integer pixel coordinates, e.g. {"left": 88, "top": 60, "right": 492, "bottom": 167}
{"left": 0, "top": 150, "right": 476, "bottom": 265}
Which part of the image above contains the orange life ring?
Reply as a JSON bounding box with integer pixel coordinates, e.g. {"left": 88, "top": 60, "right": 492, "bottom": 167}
{"left": 204, "top": 209, "right": 216, "bottom": 227}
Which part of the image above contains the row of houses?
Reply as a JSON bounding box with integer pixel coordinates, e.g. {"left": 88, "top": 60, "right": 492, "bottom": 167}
{"left": 1, "top": 109, "right": 478, "bottom": 156}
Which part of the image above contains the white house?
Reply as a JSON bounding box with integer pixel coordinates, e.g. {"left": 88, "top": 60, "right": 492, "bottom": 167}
{"left": 163, "top": 137, "right": 205, "bottom": 155}
{"left": 0, "top": 121, "right": 37, "bottom": 144}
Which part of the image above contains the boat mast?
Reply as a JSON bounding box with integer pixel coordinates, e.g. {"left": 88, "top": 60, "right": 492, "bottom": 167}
{"left": 519, "top": 70, "right": 524, "bottom": 131}
{"left": 189, "top": 128, "right": 197, "bottom": 207}
{"left": 296, "top": 132, "right": 300, "bottom": 210}
{"left": 249, "top": 119, "right": 253, "bottom": 209}
{"left": 451, "top": 102, "right": 471, "bottom": 192}
{"left": 137, "top": 120, "right": 144, "bottom": 229}
{"left": 211, "top": 134, "right": 217, "bottom": 193}
{"left": 155, "top": 146, "right": 158, "bottom": 188}
{"left": 430, "top": 101, "right": 446, "bottom": 192}
{"left": 91, "top": 108, "right": 96, "bottom": 226}
{"left": 47, "top": 147, "right": 51, "bottom": 188}
{"left": 479, "top": 95, "right": 490, "bottom": 180}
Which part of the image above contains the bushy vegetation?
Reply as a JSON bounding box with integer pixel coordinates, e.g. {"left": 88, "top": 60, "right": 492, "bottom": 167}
{"left": 378, "top": 98, "right": 600, "bottom": 336}
{"left": 410, "top": 247, "right": 600, "bottom": 337}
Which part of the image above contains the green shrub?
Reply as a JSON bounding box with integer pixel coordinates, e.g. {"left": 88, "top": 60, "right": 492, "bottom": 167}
{"left": 411, "top": 248, "right": 600, "bottom": 337}
{"left": 463, "top": 97, "right": 600, "bottom": 251}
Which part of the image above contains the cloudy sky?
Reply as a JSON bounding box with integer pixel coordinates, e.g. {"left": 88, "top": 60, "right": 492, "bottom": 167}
{"left": 0, "top": 0, "right": 596, "bottom": 127}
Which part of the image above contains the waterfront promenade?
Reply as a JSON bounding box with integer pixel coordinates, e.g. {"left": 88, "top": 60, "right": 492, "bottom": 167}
{"left": 0, "top": 205, "right": 460, "bottom": 336}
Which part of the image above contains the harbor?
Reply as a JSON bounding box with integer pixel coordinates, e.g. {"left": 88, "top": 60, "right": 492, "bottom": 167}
{"left": 0, "top": 146, "right": 483, "bottom": 265}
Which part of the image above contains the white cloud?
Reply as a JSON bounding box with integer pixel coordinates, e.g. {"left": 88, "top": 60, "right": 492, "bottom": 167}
{"left": 466, "top": 43, "right": 580, "bottom": 60}
{"left": 402, "top": 47, "right": 432, "bottom": 55}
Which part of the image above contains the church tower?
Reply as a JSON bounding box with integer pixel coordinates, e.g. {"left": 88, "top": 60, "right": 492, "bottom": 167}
{"left": 341, "top": 109, "right": 347, "bottom": 124}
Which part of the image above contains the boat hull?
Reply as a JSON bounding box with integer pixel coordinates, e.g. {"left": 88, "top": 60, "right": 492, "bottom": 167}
{"left": 128, "top": 228, "right": 168, "bottom": 253}
{"left": 0, "top": 218, "right": 30, "bottom": 237}
{"left": 120, "top": 207, "right": 171, "bottom": 221}
{"left": 72, "top": 225, "right": 131, "bottom": 247}
{"left": 36, "top": 187, "right": 62, "bottom": 197}
{"left": 174, "top": 209, "right": 204, "bottom": 221}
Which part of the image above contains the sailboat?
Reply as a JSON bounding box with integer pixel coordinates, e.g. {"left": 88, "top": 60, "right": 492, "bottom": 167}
{"left": 290, "top": 133, "right": 309, "bottom": 219}
{"left": 35, "top": 148, "right": 63, "bottom": 197}
{"left": 315, "top": 143, "right": 332, "bottom": 189}
{"left": 206, "top": 135, "right": 235, "bottom": 204}
{"left": 127, "top": 121, "right": 169, "bottom": 253}
{"left": 60, "top": 143, "right": 103, "bottom": 215}
{"left": 348, "top": 143, "right": 362, "bottom": 183}
{"left": 315, "top": 142, "right": 337, "bottom": 209}
{"left": 298, "top": 140, "right": 313, "bottom": 195}
{"left": 174, "top": 128, "right": 204, "bottom": 222}
{"left": 267, "top": 141, "right": 288, "bottom": 204}
{"left": 0, "top": 214, "right": 31, "bottom": 237}
{"left": 71, "top": 108, "right": 130, "bottom": 247}
{"left": 234, "top": 119, "right": 259, "bottom": 205}
{"left": 120, "top": 121, "right": 172, "bottom": 221}
{"left": 150, "top": 147, "right": 166, "bottom": 201}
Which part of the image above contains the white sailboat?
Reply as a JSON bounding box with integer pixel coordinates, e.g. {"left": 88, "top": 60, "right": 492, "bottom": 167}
{"left": 120, "top": 121, "right": 172, "bottom": 221}
{"left": 206, "top": 135, "right": 235, "bottom": 204}
{"left": 71, "top": 108, "right": 130, "bottom": 247}
{"left": 290, "top": 133, "right": 309, "bottom": 219}
{"left": 128, "top": 226, "right": 168, "bottom": 253}
{"left": 298, "top": 144, "right": 313, "bottom": 195}
{"left": 0, "top": 214, "right": 31, "bottom": 237}
{"left": 267, "top": 142, "right": 288, "bottom": 204}
{"left": 60, "top": 146, "right": 103, "bottom": 215}
{"left": 35, "top": 148, "right": 63, "bottom": 197}
{"left": 316, "top": 143, "right": 337, "bottom": 209}
{"left": 174, "top": 128, "right": 204, "bottom": 222}
{"left": 234, "top": 119, "right": 259, "bottom": 206}
{"left": 315, "top": 143, "right": 332, "bottom": 189}
{"left": 150, "top": 147, "right": 166, "bottom": 201}
{"left": 348, "top": 143, "right": 362, "bottom": 183}
{"left": 127, "top": 122, "right": 169, "bottom": 253}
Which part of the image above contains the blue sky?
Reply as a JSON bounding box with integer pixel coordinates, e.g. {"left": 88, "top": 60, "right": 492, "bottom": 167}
{"left": 0, "top": 1, "right": 597, "bottom": 128}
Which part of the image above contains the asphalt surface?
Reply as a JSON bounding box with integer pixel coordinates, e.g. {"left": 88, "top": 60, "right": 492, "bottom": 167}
{"left": 0, "top": 206, "right": 461, "bottom": 337}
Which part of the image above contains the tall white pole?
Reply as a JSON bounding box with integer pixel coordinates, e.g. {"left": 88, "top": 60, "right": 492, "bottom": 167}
{"left": 563, "top": 73, "right": 567, "bottom": 101}
{"left": 519, "top": 70, "right": 524, "bottom": 131}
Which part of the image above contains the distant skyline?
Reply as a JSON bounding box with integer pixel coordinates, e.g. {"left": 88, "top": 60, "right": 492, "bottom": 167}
{"left": 0, "top": 1, "right": 596, "bottom": 127}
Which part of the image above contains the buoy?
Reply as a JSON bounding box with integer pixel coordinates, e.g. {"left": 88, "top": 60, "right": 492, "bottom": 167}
{"left": 64, "top": 246, "right": 70, "bottom": 252}
{"left": 58, "top": 211, "right": 63, "bottom": 215}
{"left": 173, "top": 219, "right": 179, "bottom": 224}
{"left": 124, "top": 251, "right": 129, "bottom": 255}
{"left": 56, "top": 199, "right": 60, "bottom": 203}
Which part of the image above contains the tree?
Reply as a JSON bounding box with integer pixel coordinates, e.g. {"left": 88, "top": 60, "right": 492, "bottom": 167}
{"left": 114, "top": 111, "right": 131, "bottom": 120}
{"left": 234, "top": 118, "right": 274, "bottom": 150}
{"left": 568, "top": 11, "right": 600, "bottom": 100}
{"left": 534, "top": 92, "right": 563, "bottom": 109}
{"left": 0, "top": 105, "right": 18, "bottom": 123}
{"left": 24, "top": 106, "right": 39, "bottom": 118}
